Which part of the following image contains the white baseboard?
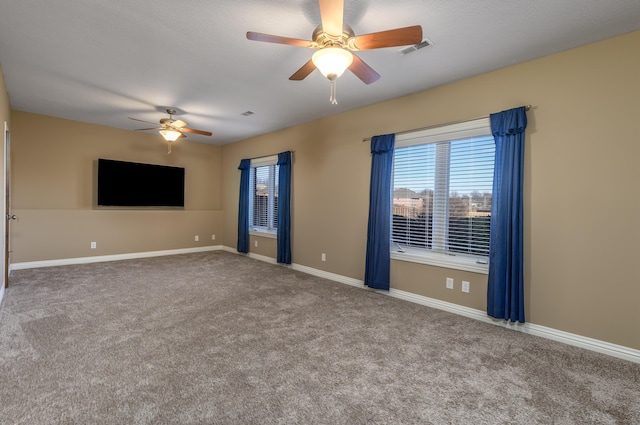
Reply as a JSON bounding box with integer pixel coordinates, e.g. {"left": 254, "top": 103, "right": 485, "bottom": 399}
{"left": 383, "top": 288, "right": 640, "bottom": 364}
{"left": 0, "top": 283, "right": 4, "bottom": 306}
{"left": 9, "top": 246, "right": 223, "bottom": 271}
{"left": 292, "top": 263, "right": 364, "bottom": 288}
{"left": 221, "top": 247, "right": 364, "bottom": 288}
{"left": 226, "top": 249, "right": 640, "bottom": 364}
{"left": 9, "top": 246, "right": 640, "bottom": 364}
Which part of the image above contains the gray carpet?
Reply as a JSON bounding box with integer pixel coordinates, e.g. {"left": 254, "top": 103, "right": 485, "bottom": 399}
{"left": 0, "top": 251, "right": 638, "bottom": 424}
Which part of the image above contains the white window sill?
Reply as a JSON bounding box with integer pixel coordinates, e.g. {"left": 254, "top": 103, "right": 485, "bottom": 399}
{"left": 250, "top": 229, "right": 277, "bottom": 239}
{"left": 390, "top": 248, "right": 489, "bottom": 274}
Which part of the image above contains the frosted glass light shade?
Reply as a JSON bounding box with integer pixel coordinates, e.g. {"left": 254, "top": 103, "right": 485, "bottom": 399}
{"left": 160, "top": 129, "right": 182, "bottom": 142}
{"left": 312, "top": 47, "right": 353, "bottom": 78}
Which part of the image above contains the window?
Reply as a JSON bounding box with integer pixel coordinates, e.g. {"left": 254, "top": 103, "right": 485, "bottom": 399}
{"left": 391, "top": 118, "right": 494, "bottom": 273}
{"left": 249, "top": 155, "right": 279, "bottom": 235}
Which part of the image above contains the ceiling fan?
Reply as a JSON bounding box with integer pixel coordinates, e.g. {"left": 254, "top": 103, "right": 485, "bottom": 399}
{"left": 247, "top": 0, "right": 423, "bottom": 104}
{"left": 129, "top": 109, "right": 212, "bottom": 153}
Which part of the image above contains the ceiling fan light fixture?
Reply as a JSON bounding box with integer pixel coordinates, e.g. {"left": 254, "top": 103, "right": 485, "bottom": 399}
{"left": 312, "top": 47, "right": 353, "bottom": 79}
{"left": 159, "top": 129, "right": 182, "bottom": 142}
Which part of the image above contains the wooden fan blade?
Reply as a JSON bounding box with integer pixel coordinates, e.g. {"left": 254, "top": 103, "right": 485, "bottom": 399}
{"left": 351, "top": 25, "right": 423, "bottom": 50}
{"left": 129, "top": 117, "right": 157, "bottom": 125}
{"left": 135, "top": 127, "right": 162, "bottom": 131}
{"left": 349, "top": 54, "right": 381, "bottom": 84}
{"left": 289, "top": 59, "right": 317, "bottom": 81}
{"left": 246, "top": 32, "right": 314, "bottom": 47}
{"left": 181, "top": 127, "right": 212, "bottom": 137}
{"left": 171, "top": 119, "right": 188, "bottom": 128}
{"left": 319, "top": 0, "right": 344, "bottom": 36}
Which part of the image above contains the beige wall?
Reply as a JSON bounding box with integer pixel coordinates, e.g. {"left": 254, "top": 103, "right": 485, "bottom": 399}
{"left": 10, "top": 112, "right": 223, "bottom": 262}
{"left": 221, "top": 31, "right": 640, "bottom": 350}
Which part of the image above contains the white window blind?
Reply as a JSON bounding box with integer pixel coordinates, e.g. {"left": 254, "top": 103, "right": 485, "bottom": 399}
{"left": 392, "top": 119, "right": 495, "bottom": 263}
{"left": 249, "top": 155, "right": 279, "bottom": 233}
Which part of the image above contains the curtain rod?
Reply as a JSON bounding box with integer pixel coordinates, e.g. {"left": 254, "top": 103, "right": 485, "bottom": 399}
{"left": 248, "top": 150, "right": 294, "bottom": 160}
{"left": 361, "top": 105, "right": 532, "bottom": 143}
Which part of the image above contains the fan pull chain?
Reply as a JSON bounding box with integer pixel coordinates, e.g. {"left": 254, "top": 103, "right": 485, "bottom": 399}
{"left": 167, "top": 142, "right": 172, "bottom": 154}
{"left": 330, "top": 79, "right": 338, "bottom": 104}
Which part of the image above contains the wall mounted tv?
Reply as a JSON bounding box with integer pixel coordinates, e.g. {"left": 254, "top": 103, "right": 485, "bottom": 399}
{"left": 97, "top": 159, "right": 185, "bottom": 208}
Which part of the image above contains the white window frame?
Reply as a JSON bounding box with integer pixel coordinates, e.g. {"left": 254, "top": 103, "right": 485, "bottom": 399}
{"left": 391, "top": 118, "right": 493, "bottom": 274}
{"left": 249, "top": 155, "right": 278, "bottom": 238}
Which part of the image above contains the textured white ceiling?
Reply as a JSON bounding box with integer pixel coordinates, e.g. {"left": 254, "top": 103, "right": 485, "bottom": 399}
{"left": 1, "top": 0, "right": 639, "bottom": 145}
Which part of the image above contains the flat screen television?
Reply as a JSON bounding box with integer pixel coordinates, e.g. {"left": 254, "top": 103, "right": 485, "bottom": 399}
{"left": 97, "top": 159, "right": 185, "bottom": 207}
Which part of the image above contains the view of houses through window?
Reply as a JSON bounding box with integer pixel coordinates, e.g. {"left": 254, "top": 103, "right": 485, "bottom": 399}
{"left": 392, "top": 134, "right": 495, "bottom": 258}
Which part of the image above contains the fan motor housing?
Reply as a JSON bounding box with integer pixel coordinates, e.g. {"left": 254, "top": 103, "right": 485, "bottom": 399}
{"left": 312, "top": 24, "right": 355, "bottom": 49}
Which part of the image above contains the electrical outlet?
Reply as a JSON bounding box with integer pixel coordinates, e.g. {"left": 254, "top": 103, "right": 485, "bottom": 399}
{"left": 254, "top": 240, "right": 258, "bottom": 247}
{"left": 446, "top": 277, "right": 454, "bottom": 289}
{"left": 90, "top": 241, "right": 96, "bottom": 249}
{"left": 211, "top": 234, "right": 216, "bottom": 240}
{"left": 321, "top": 253, "right": 326, "bottom": 262}
{"left": 194, "top": 235, "right": 199, "bottom": 242}
{"left": 462, "top": 281, "right": 470, "bottom": 293}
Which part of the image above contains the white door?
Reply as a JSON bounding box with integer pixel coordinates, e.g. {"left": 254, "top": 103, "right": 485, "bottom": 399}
{"left": 2, "top": 121, "right": 11, "bottom": 294}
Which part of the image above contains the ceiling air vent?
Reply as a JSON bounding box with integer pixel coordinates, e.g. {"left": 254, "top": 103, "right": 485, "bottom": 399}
{"left": 399, "top": 38, "right": 433, "bottom": 55}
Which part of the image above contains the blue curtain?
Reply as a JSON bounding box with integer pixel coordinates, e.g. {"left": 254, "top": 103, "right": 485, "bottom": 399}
{"left": 487, "top": 107, "right": 528, "bottom": 323}
{"left": 237, "top": 159, "right": 251, "bottom": 254}
{"left": 364, "top": 134, "right": 395, "bottom": 290}
{"left": 277, "top": 151, "right": 292, "bottom": 264}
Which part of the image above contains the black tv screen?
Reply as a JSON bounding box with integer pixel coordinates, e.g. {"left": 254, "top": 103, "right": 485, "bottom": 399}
{"left": 97, "top": 159, "right": 185, "bottom": 207}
